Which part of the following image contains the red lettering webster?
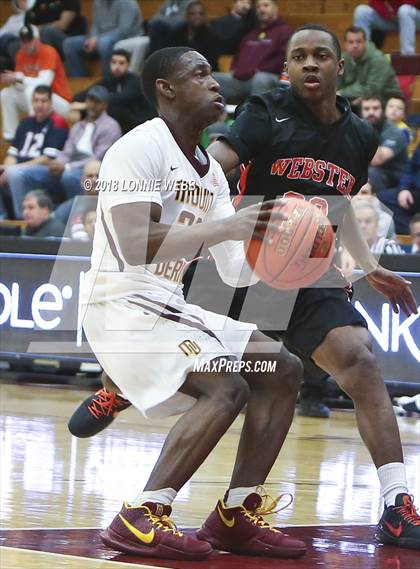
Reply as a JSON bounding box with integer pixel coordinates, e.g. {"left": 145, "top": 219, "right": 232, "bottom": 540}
{"left": 270, "top": 158, "right": 292, "bottom": 176}
{"left": 271, "top": 157, "right": 353, "bottom": 196}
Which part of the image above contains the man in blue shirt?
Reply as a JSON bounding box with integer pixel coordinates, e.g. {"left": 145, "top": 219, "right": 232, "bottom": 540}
{"left": 379, "top": 143, "right": 420, "bottom": 234}
{"left": 360, "top": 95, "right": 409, "bottom": 194}
{"left": 0, "top": 84, "right": 68, "bottom": 219}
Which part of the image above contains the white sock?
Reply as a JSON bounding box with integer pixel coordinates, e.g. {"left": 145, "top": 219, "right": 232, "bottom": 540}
{"left": 226, "top": 486, "right": 258, "bottom": 508}
{"left": 131, "top": 487, "right": 177, "bottom": 507}
{"left": 377, "top": 462, "right": 409, "bottom": 507}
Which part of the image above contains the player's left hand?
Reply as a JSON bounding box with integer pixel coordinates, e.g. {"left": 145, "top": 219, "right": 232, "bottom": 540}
{"left": 366, "top": 266, "right": 418, "bottom": 316}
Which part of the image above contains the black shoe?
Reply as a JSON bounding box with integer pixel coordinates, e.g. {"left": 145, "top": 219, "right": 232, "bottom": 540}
{"left": 298, "top": 400, "right": 330, "bottom": 419}
{"left": 376, "top": 493, "right": 420, "bottom": 550}
{"left": 68, "top": 388, "right": 132, "bottom": 438}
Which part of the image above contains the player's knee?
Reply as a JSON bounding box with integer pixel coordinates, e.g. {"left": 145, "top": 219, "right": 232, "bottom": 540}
{"left": 275, "top": 352, "right": 303, "bottom": 393}
{"left": 249, "top": 351, "right": 302, "bottom": 395}
{"left": 343, "top": 344, "right": 376, "bottom": 373}
{"left": 215, "top": 374, "right": 250, "bottom": 415}
{"left": 338, "top": 346, "right": 380, "bottom": 395}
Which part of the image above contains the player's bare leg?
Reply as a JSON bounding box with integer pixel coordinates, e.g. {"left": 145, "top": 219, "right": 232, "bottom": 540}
{"left": 229, "top": 330, "right": 302, "bottom": 487}
{"left": 312, "top": 325, "right": 420, "bottom": 550}
{"left": 101, "top": 372, "right": 119, "bottom": 392}
{"left": 197, "top": 331, "right": 307, "bottom": 558}
{"left": 143, "top": 360, "right": 249, "bottom": 491}
{"left": 101, "top": 359, "right": 249, "bottom": 560}
{"left": 312, "top": 325, "right": 403, "bottom": 467}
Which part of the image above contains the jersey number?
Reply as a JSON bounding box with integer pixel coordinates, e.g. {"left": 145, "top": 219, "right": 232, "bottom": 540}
{"left": 178, "top": 210, "right": 203, "bottom": 226}
{"left": 283, "top": 191, "right": 329, "bottom": 215}
{"left": 20, "top": 132, "right": 45, "bottom": 158}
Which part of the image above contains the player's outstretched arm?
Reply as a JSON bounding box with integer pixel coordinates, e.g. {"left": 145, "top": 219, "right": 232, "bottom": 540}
{"left": 207, "top": 140, "right": 240, "bottom": 173}
{"left": 111, "top": 200, "right": 286, "bottom": 267}
{"left": 341, "top": 206, "right": 418, "bottom": 317}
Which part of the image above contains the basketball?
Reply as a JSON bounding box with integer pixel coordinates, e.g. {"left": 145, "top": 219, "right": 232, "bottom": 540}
{"left": 246, "top": 198, "right": 335, "bottom": 290}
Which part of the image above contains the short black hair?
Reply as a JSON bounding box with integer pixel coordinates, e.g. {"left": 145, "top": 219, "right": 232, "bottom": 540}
{"left": 24, "top": 190, "right": 53, "bottom": 211}
{"left": 287, "top": 24, "right": 342, "bottom": 60}
{"left": 187, "top": 0, "right": 205, "bottom": 11}
{"left": 386, "top": 94, "right": 407, "bottom": 107}
{"left": 33, "top": 84, "right": 52, "bottom": 99}
{"left": 142, "top": 46, "right": 193, "bottom": 108}
{"left": 111, "top": 48, "right": 131, "bottom": 63}
{"left": 344, "top": 26, "right": 367, "bottom": 40}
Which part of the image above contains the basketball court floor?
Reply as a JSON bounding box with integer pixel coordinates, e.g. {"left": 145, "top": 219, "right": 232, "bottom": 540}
{"left": 1, "top": 381, "right": 419, "bottom": 568}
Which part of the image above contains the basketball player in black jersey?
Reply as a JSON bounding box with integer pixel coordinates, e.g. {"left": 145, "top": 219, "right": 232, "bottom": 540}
{"left": 207, "top": 24, "right": 419, "bottom": 550}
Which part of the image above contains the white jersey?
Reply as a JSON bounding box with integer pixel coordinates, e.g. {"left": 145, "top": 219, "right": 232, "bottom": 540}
{"left": 81, "top": 118, "right": 256, "bottom": 304}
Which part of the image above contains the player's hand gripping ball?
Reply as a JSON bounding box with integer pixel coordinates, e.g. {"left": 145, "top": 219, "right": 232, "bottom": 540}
{"left": 246, "top": 198, "right": 335, "bottom": 290}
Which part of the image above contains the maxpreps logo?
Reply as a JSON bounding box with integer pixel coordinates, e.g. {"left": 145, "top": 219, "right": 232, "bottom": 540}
{"left": 0, "top": 282, "right": 73, "bottom": 330}
{"left": 270, "top": 157, "right": 355, "bottom": 196}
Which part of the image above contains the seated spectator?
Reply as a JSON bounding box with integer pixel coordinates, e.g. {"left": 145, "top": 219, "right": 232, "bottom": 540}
{"left": 25, "top": 0, "right": 85, "bottom": 58}
{"left": 48, "top": 86, "right": 121, "bottom": 198}
{"left": 353, "top": 181, "right": 396, "bottom": 238}
{"left": 8, "top": 86, "right": 121, "bottom": 203}
{"left": 148, "top": 1, "right": 194, "bottom": 54}
{"left": 354, "top": 1, "right": 420, "bottom": 56}
{"left": 54, "top": 159, "right": 100, "bottom": 239}
{"left": 171, "top": 2, "right": 221, "bottom": 71}
{"left": 113, "top": 37, "right": 150, "bottom": 75}
{"left": 377, "top": 142, "right": 420, "bottom": 234}
{"left": 213, "top": 0, "right": 292, "bottom": 103}
{"left": 338, "top": 26, "right": 402, "bottom": 111}
{"left": 63, "top": 0, "right": 143, "bottom": 80}
{"left": 0, "top": 24, "right": 71, "bottom": 140}
{"left": 353, "top": 200, "right": 405, "bottom": 253}
{"left": 82, "top": 207, "right": 97, "bottom": 240}
{"left": 0, "top": 0, "right": 27, "bottom": 71}
{"left": 0, "top": 84, "right": 68, "bottom": 219}
{"left": 22, "top": 189, "right": 65, "bottom": 237}
{"left": 385, "top": 96, "right": 413, "bottom": 146}
{"left": 71, "top": 49, "right": 156, "bottom": 133}
{"left": 360, "top": 95, "right": 409, "bottom": 195}
{"left": 409, "top": 212, "right": 420, "bottom": 253}
{"left": 210, "top": 0, "right": 255, "bottom": 54}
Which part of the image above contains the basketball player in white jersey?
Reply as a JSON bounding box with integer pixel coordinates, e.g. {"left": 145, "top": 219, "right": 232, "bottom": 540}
{"left": 80, "top": 47, "right": 307, "bottom": 560}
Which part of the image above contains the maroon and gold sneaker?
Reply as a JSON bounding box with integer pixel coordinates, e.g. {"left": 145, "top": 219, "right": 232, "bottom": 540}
{"left": 68, "top": 388, "right": 132, "bottom": 438}
{"left": 101, "top": 502, "right": 213, "bottom": 560}
{"left": 196, "top": 488, "right": 306, "bottom": 558}
{"left": 376, "top": 493, "right": 420, "bottom": 550}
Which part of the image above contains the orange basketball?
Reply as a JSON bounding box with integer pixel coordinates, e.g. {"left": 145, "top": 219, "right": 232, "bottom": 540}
{"left": 245, "top": 198, "right": 335, "bottom": 290}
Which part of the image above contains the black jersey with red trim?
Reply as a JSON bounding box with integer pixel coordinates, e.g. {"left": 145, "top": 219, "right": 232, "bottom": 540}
{"left": 221, "top": 86, "right": 379, "bottom": 226}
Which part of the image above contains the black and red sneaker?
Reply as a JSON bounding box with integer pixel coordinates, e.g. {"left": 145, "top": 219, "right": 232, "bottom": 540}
{"left": 68, "top": 388, "right": 132, "bottom": 438}
{"left": 197, "top": 487, "right": 306, "bottom": 558}
{"left": 101, "top": 502, "right": 212, "bottom": 560}
{"left": 376, "top": 493, "right": 420, "bottom": 550}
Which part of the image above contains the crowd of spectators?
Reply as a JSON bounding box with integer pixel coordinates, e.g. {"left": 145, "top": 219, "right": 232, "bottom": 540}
{"left": 0, "top": 0, "right": 418, "bottom": 250}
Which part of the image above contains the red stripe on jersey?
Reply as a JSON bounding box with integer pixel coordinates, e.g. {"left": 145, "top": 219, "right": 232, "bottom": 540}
{"left": 50, "top": 112, "right": 68, "bottom": 130}
{"left": 233, "top": 162, "right": 252, "bottom": 209}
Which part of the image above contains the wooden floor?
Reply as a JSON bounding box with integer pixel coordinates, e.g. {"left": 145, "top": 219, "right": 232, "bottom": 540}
{"left": 0, "top": 381, "right": 419, "bottom": 568}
